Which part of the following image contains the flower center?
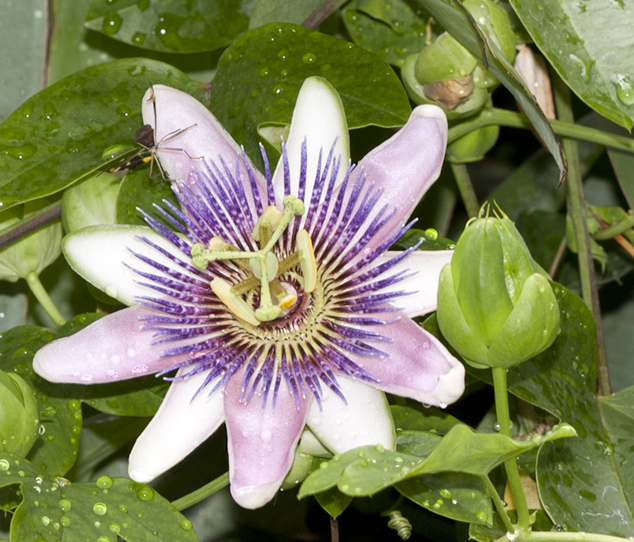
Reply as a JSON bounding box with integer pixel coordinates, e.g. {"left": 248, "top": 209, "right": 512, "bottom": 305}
{"left": 190, "top": 195, "right": 317, "bottom": 326}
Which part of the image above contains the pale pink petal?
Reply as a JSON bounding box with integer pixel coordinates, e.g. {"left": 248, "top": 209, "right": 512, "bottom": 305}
{"left": 33, "top": 305, "right": 185, "bottom": 384}
{"left": 271, "top": 77, "right": 349, "bottom": 206}
{"left": 63, "top": 225, "right": 201, "bottom": 307}
{"left": 351, "top": 105, "right": 447, "bottom": 254}
{"left": 364, "top": 250, "right": 454, "bottom": 318}
{"left": 144, "top": 85, "right": 267, "bottom": 202}
{"left": 306, "top": 376, "right": 395, "bottom": 454}
{"left": 350, "top": 316, "right": 465, "bottom": 406}
{"left": 129, "top": 369, "right": 225, "bottom": 483}
{"left": 224, "top": 368, "right": 310, "bottom": 509}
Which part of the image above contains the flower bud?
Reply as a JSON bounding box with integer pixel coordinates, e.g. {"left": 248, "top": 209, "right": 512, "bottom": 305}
{"left": 0, "top": 370, "right": 39, "bottom": 457}
{"left": 447, "top": 124, "right": 499, "bottom": 163}
{"left": 0, "top": 200, "right": 62, "bottom": 283}
{"left": 437, "top": 212, "right": 560, "bottom": 369}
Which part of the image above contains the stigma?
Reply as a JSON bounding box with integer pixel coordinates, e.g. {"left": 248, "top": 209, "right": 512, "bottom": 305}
{"left": 190, "top": 195, "right": 318, "bottom": 325}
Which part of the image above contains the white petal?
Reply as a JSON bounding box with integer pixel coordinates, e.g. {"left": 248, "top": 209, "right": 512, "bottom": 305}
{"left": 306, "top": 376, "right": 395, "bottom": 454}
{"left": 63, "top": 225, "right": 201, "bottom": 306}
{"left": 272, "top": 76, "right": 349, "bottom": 206}
{"left": 128, "top": 369, "right": 225, "bottom": 483}
{"left": 370, "top": 250, "right": 454, "bottom": 318}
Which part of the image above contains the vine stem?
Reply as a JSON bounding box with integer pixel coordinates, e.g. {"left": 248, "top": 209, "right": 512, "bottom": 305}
{"left": 450, "top": 163, "right": 479, "bottom": 218}
{"left": 481, "top": 474, "right": 515, "bottom": 534}
{"left": 447, "top": 108, "right": 634, "bottom": 153}
{"left": 171, "top": 472, "right": 229, "bottom": 511}
{"left": 25, "top": 271, "right": 66, "bottom": 326}
{"left": 492, "top": 367, "right": 530, "bottom": 534}
{"left": 552, "top": 75, "right": 610, "bottom": 397}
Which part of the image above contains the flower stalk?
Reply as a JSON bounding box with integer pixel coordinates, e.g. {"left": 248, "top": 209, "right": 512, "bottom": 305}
{"left": 25, "top": 271, "right": 66, "bottom": 326}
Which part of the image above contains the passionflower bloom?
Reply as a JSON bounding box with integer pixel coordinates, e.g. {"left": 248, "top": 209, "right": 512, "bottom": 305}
{"left": 33, "top": 77, "right": 465, "bottom": 508}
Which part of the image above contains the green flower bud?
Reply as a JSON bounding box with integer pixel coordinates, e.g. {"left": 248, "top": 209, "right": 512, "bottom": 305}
{"left": 447, "top": 124, "right": 499, "bottom": 163}
{"left": 414, "top": 33, "right": 477, "bottom": 85}
{"left": 463, "top": 0, "right": 517, "bottom": 63}
{"left": 402, "top": 54, "right": 489, "bottom": 120}
{"left": 437, "top": 211, "right": 560, "bottom": 369}
{"left": 0, "top": 370, "right": 39, "bottom": 457}
{"left": 62, "top": 172, "right": 120, "bottom": 233}
{"left": 0, "top": 200, "right": 62, "bottom": 283}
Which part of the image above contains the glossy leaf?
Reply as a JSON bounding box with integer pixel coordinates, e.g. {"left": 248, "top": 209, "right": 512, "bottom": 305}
{"left": 342, "top": 0, "right": 431, "bottom": 67}
{"left": 0, "top": 0, "right": 47, "bottom": 122}
{"left": 249, "top": 0, "right": 323, "bottom": 29}
{"left": 0, "top": 58, "right": 198, "bottom": 211}
{"left": 299, "top": 423, "right": 574, "bottom": 498}
{"left": 396, "top": 472, "right": 492, "bottom": 525}
{"left": 211, "top": 23, "right": 411, "bottom": 162}
{"left": 0, "top": 453, "right": 199, "bottom": 541}
{"left": 391, "top": 405, "right": 461, "bottom": 436}
{"left": 85, "top": 0, "right": 251, "bottom": 53}
{"left": 116, "top": 167, "right": 181, "bottom": 228}
{"left": 509, "top": 0, "right": 634, "bottom": 129}
{"left": 413, "top": 0, "right": 566, "bottom": 181}
{"left": 314, "top": 485, "right": 353, "bottom": 519}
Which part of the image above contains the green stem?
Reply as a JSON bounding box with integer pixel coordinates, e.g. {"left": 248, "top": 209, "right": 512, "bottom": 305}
{"left": 495, "top": 531, "right": 634, "bottom": 542}
{"left": 450, "top": 163, "right": 479, "bottom": 218}
{"left": 25, "top": 271, "right": 66, "bottom": 326}
{"left": 492, "top": 367, "right": 530, "bottom": 533}
{"left": 553, "top": 76, "right": 611, "bottom": 396}
{"left": 447, "top": 109, "right": 634, "bottom": 153}
{"left": 171, "top": 472, "right": 229, "bottom": 511}
{"left": 593, "top": 214, "right": 634, "bottom": 240}
{"left": 481, "top": 474, "right": 515, "bottom": 534}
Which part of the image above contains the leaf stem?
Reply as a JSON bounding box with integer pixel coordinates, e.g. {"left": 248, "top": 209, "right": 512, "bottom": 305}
{"left": 553, "top": 76, "right": 610, "bottom": 397}
{"left": 492, "top": 367, "right": 530, "bottom": 534}
{"left": 447, "top": 109, "right": 634, "bottom": 153}
{"left": 25, "top": 271, "right": 66, "bottom": 326}
{"left": 450, "top": 163, "right": 479, "bottom": 218}
{"left": 481, "top": 474, "right": 515, "bottom": 534}
{"left": 593, "top": 214, "right": 634, "bottom": 240}
{"left": 171, "top": 472, "right": 229, "bottom": 511}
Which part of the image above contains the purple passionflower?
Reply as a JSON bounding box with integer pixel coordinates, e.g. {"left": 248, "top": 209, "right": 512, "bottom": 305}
{"left": 33, "top": 77, "right": 465, "bottom": 508}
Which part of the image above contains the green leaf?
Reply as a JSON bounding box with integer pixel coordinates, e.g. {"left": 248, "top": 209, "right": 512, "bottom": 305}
{"left": 211, "top": 23, "right": 411, "bottom": 162}
{"left": 299, "top": 424, "right": 574, "bottom": 498}
{"left": 391, "top": 405, "right": 461, "bottom": 436}
{"left": 413, "top": 0, "right": 566, "bottom": 181}
{"left": 314, "top": 486, "right": 353, "bottom": 519}
{"left": 0, "top": 325, "right": 79, "bottom": 478}
{"left": 396, "top": 472, "right": 491, "bottom": 525}
{"left": 116, "top": 167, "right": 181, "bottom": 228}
{"left": 0, "top": 284, "right": 28, "bottom": 333}
{"left": 0, "top": 58, "right": 198, "bottom": 211}
{"left": 78, "top": 377, "right": 168, "bottom": 417}
{"left": 85, "top": 0, "right": 251, "bottom": 53}
{"left": 470, "top": 509, "right": 554, "bottom": 541}
{"left": 249, "top": 0, "right": 323, "bottom": 29}
{"left": 0, "top": 453, "right": 199, "bottom": 541}
{"left": 610, "top": 148, "right": 634, "bottom": 210}
{"left": 342, "top": 0, "right": 431, "bottom": 67}
{"left": 509, "top": 0, "right": 634, "bottom": 130}
{"left": 0, "top": 0, "right": 47, "bottom": 122}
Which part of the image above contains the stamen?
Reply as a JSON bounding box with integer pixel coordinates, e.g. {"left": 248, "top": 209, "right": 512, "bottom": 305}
{"left": 296, "top": 229, "right": 317, "bottom": 293}
{"left": 210, "top": 278, "right": 259, "bottom": 326}
{"left": 252, "top": 205, "right": 282, "bottom": 242}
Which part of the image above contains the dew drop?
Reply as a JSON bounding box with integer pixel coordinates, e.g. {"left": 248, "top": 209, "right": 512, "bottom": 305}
{"left": 302, "top": 53, "right": 317, "bottom": 64}
{"left": 137, "top": 486, "right": 154, "bottom": 501}
{"left": 59, "top": 499, "right": 71, "bottom": 511}
{"left": 374, "top": 443, "right": 385, "bottom": 452}
{"left": 109, "top": 523, "right": 121, "bottom": 534}
{"left": 132, "top": 32, "right": 146, "bottom": 45}
{"left": 273, "top": 84, "right": 285, "bottom": 95}
{"left": 613, "top": 74, "right": 634, "bottom": 105}
{"left": 60, "top": 515, "right": 70, "bottom": 527}
{"left": 102, "top": 12, "right": 122, "bottom": 35}
{"left": 475, "top": 511, "right": 488, "bottom": 522}
{"left": 96, "top": 476, "right": 113, "bottom": 489}
{"left": 439, "top": 489, "right": 452, "bottom": 499}
{"left": 117, "top": 503, "right": 128, "bottom": 513}
{"left": 93, "top": 502, "right": 107, "bottom": 516}
{"left": 181, "top": 519, "right": 193, "bottom": 530}
{"left": 259, "top": 67, "right": 270, "bottom": 77}
{"left": 97, "top": 537, "right": 110, "bottom": 542}
{"left": 0, "top": 459, "right": 9, "bottom": 471}
{"left": 41, "top": 515, "right": 50, "bottom": 526}
{"left": 67, "top": 399, "right": 81, "bottom": 411}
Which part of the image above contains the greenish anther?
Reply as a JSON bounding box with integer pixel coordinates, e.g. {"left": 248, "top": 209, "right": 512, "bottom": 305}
{"left": 191, "top": 195, "right": 305, "bottom": 323}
